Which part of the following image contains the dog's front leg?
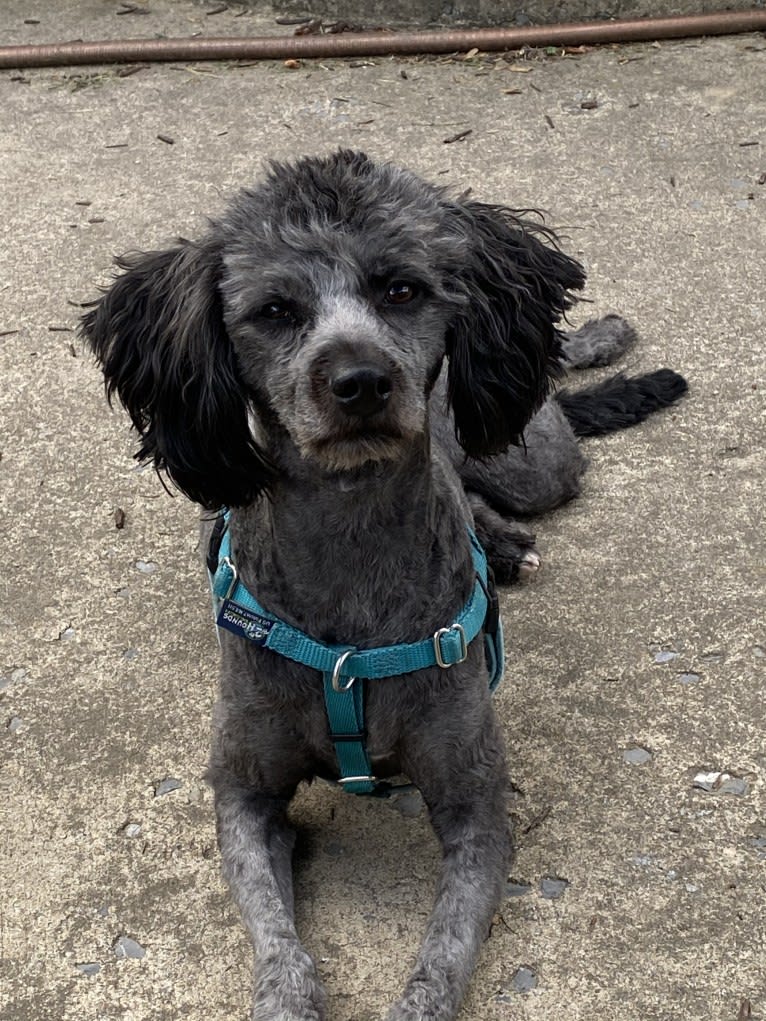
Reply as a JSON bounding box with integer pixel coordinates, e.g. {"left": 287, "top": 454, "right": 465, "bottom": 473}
{"left": 387, "top": 700, "right": 510, "bottom": 1021}
{"left": 215, "top": 785, "right": 326, "bottom": 1021}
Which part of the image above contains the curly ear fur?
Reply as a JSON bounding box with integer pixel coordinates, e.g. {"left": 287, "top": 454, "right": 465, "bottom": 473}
{"left": 81, "top": 241, "right": 273, "bottom": 508}
{"left": 445, "top": 201, "right": 586, "bottom": 458}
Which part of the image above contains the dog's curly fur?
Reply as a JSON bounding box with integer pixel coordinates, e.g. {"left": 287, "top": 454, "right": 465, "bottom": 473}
{"left": 83, "top": 149, "right": 686, "bottom": 1020}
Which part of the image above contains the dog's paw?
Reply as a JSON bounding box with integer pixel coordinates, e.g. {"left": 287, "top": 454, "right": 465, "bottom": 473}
{"left": 251, "top": 997, "right": 324, "bottom": 1021}
{"left": 517, "top": 549, "right": 541, "bottom": 582}
{"left": 488, "top": 532, "right": 541, "bottom": 585}
{"left": 386, "top": 983, "right": 460, "bottom": 1021}
{"left": 251, "top": 949, "right": 326, "bottom": 1021}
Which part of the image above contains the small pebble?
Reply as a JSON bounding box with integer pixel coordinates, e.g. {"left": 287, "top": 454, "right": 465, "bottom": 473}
{"left": 122, "top": 648, "right": 139, "bottom": 661}
{"left": 8, "top": 717, "right": 23, "bottom": 733}
{"left": 135, "top": 560, "right": 158, "bottom": 574}
{"left": 692, "top": 770, "right": 749, "bottom": 795}
{"left": 154, "top": 777, "right": 182, "bottom": 797}
{"left": 654, "top": 650, "right": 679, "bottom": 664}
{"left": 510, "top": 965, "right": 538, "bottom": 993}
{"left": 76, "top": 962, "right": 101, "bottom": 976}
{"left": 121, "top": 822, "right": 142, "bottom": 838}
{"left": 540, "top": 876, "right": 569, "bottom": 899}
{"left": 114, "top": 936, "right": 146, "bottom": 959}
{"left": 677, "top": 672, "right": 701, "bottom": 685}
{"left": 716, "top": 776, "right": 749, "bottom": 796}
{"left": 623, "top": 746, "right": 653, "bottom": 765}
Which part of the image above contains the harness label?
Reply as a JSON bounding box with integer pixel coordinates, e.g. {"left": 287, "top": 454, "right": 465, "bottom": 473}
{"left": 217, "top": 600, "right": 274, "bottom": 645}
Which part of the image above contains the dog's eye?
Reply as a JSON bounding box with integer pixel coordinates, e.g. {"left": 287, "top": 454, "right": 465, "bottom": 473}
{"left": 384, "top": 281, "right": 418, "bottom": 306}
{"left": 260, "top": 301, "right": 293, "bottom": 322}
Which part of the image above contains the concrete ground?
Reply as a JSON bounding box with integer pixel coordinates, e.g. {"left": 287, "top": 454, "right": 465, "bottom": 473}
{"left": 1, "top": 3, "right": 765, "bottom": 1020}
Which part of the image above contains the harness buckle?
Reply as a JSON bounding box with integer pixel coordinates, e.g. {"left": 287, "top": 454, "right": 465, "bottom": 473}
{"left": 433, "top": 623, "right": 468, "bottom": 668}
{"left": 220, "top": 556, "right": 239, "bottom": 601}
{"left": 331, "top": 648, "right": 357, "bottom": 693}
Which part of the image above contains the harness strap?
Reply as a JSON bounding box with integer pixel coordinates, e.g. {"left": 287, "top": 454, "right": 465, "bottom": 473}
{"left": 212, "top": 536, "right": 487, "bottom": 679}
{"left": 322, "top": 671, "right": 375, "bottom": 795}
{"left": 208, "top": 511, "right": 504, "bottom": 795}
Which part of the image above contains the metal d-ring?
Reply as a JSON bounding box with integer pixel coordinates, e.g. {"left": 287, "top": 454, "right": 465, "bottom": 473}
{"left": 331, "top": 648, "right": 358, "bottom": 693}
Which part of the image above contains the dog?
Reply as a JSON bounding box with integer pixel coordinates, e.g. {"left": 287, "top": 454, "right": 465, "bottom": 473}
{"left": 82, "top": 149, "right": 686, "bottom": 1021}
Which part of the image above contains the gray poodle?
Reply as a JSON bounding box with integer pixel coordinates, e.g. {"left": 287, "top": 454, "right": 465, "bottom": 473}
{"left": 83, "top": 149, "right": 686, "bottom": 1021}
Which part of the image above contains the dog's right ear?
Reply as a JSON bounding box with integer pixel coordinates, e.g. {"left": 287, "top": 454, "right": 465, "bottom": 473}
{"left": 443, "top": 201, "right": 585, "bottom": 459}
{"left": 81, "top": 240, "right": 274, "bottom": 508}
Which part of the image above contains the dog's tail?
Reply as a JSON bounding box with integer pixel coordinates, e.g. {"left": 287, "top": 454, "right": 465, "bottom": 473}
{"left": 555, "top": 370, "right": 688, "bottom": 437}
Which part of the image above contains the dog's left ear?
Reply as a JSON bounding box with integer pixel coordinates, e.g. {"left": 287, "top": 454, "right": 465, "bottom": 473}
{"left": 81, "top": 238, "right": 273, "bottom": 509}
{"left": 444, "top": 200, "right": 586, "bottom": 457}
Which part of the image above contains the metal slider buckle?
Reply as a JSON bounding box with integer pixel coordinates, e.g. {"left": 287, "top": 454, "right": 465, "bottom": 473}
{"left": 433, "top": 623, "right": 468, "bottom": 668}
{"left": 220, "top": 556, "right": 239, "bottom": 600}
{"left": 331, "top": 648, "right": 357, "bottom": 693}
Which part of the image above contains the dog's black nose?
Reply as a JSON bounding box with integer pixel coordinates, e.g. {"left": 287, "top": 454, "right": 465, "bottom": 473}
{"left": 331, "top": 366, "right": 393, "bottom": 417}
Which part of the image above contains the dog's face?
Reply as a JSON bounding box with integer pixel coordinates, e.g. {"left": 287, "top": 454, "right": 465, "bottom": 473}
{"left": 218, "top": 158, "right": 466, "bottom": 472}
{"left": 82, "top": 149, "right": 585, "bottom": 507}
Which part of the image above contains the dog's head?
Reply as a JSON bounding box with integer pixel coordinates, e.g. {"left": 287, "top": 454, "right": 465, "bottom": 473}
{"left": 82, "top": 149, "right": 584, "bottom": 508}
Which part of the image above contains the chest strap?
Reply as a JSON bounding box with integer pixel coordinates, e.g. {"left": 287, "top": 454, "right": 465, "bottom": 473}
{"left": 208, "top": 511, "right": 504, "bottom": 795}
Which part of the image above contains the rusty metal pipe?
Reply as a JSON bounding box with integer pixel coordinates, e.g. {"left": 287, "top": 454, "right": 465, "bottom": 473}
{"left": 1, "top": 10, "right": 765, "bottom": 69}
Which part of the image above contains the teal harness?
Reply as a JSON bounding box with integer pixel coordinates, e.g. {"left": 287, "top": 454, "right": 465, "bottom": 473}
{"left": 207, "top": 510, "right": 504, "bottom": 796}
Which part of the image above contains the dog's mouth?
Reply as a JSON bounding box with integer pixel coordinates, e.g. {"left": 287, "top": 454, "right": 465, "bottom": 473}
{"left": 305, "top": 426, "right": 409, "bottom": 472}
